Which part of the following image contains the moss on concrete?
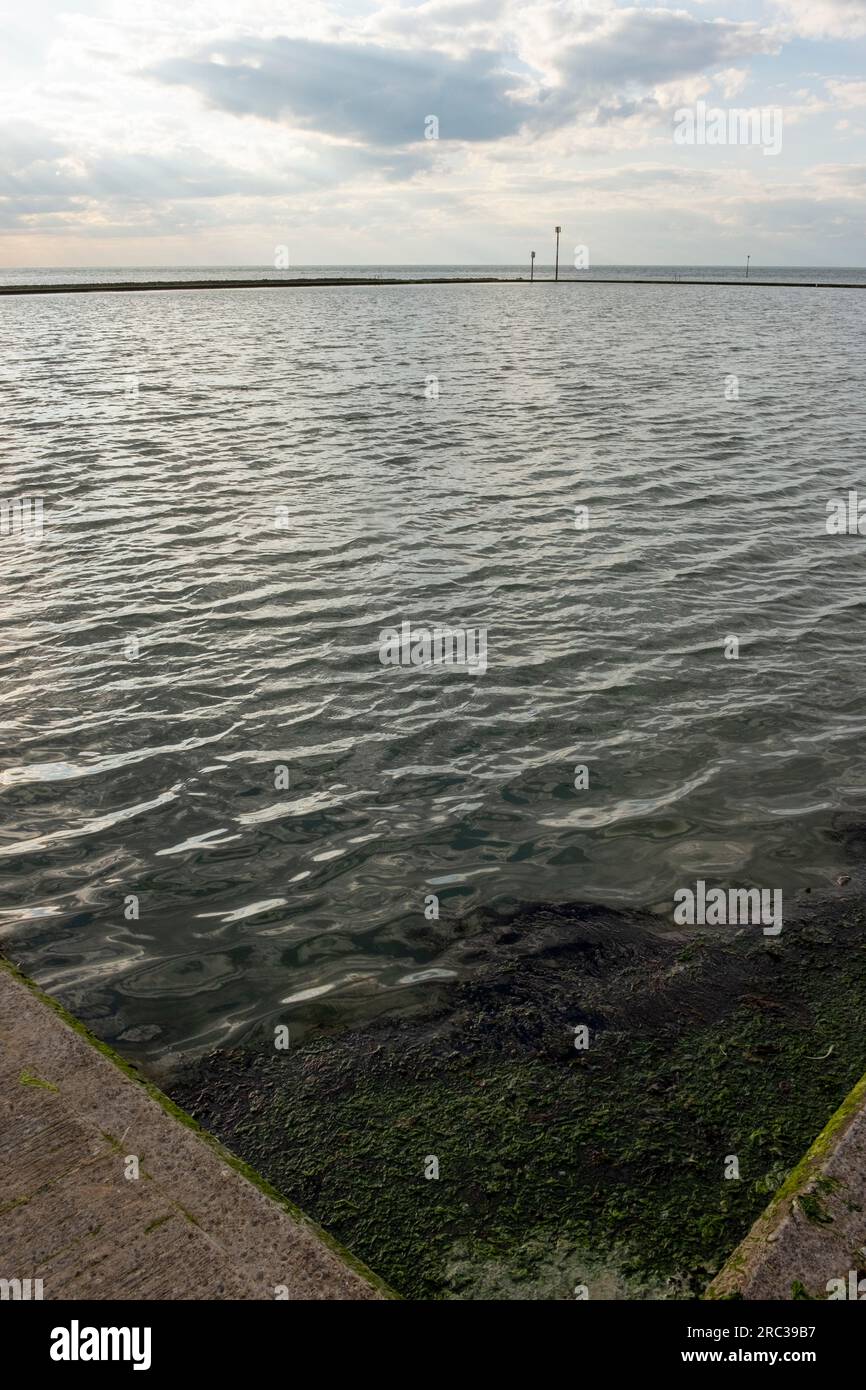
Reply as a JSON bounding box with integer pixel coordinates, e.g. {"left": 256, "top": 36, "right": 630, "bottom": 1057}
{"left": 143, "top": 1213, "right": 173, "bottom": 1235}
{"left": 707, "top": 1068, "right": 866, "bottom": 1296}
{"left": 18, "top": 1070, "right": 59, "bottom": 1092}
{"left": 0, "top": 954, "right": 396, "bottom": 1300}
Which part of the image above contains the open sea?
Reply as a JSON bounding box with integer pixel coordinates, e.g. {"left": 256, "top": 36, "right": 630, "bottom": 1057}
{"left": 1, "top": 263, "right": 865, "bottom": 287}
{"left": 2, "top": 265, "right": 865, "bottom": 1065}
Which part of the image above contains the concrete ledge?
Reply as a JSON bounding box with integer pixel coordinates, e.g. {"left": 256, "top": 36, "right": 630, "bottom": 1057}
{"left": 1, "top": 277, "right": 864, "bottom": 295}
{"left": 707, "top": 1070, "right": 866, "bottom": 1300}
{"left": 0, "top": 958, "right": 393, "bottom": 1300}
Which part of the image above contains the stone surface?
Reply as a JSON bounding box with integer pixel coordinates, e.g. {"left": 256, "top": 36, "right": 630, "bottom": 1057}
{"left": 0, "top": 960, "right": 388, "bottom": 1300}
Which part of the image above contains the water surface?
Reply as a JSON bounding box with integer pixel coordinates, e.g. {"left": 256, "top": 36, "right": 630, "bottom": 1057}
{"left": 3, "top": 263, "right": 864, "bottom": 287}
{"left": 1, "top": 276, "right": 865, "bottom": 1061}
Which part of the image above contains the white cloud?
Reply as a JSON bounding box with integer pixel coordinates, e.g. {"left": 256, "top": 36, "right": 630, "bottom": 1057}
{"left": 826, "top": 78, "right": 866, "bottom": 107}
{"left": 0, "top": 0, "right": 863, "bottom": 264}
{"left": 772, "top": 0, "right": 866, "bottom": 38}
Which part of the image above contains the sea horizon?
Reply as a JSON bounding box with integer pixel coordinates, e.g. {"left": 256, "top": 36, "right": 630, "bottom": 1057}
{"left": 4, "top": 261, "right": 866, "bottom": 292}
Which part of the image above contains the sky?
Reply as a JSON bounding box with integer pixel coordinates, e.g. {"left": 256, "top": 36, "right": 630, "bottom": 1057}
{"left": 1, "top": 0, "right": 865, "bottom": 266}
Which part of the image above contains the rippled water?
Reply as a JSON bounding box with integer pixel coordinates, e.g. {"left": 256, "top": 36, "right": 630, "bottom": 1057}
{"left": 3, "top": 263, "right": 865, "bottom": 287}
{"left": 2, "top": 277, "right": 866, "bottom": 1062}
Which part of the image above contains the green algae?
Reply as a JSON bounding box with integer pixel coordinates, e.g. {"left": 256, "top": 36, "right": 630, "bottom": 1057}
{"left": 796, "top": 1191, "right": 834, "bottom": 1225}
{"left": 18, "top": 1070, "right": 59, "bottom": 1092}
{"left": 220, "top": 1014, "right": 863, "bottom": 1299}
{"left": 171, "top": 902, "right": 866, "bottom": 1300}
{"left": 144, "top": 1213, "right": 173, "bottom": 1235}
{"left": 709, "top": 1073, "right": 866, "bottom": 1295}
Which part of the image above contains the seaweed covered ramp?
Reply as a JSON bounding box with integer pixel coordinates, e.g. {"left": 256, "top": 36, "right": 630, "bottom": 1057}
{"left": 0, "top": 958, "right": 390, "bottom": 1300}
{"left": 708, "top": 1067, "right": 866, "bottom": 1300}
{"left": 168, "top": 897, "right": 866, "bottom": 1300}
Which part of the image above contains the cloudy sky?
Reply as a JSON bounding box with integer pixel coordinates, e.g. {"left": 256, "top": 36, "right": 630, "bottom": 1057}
{"left": 1, "top": 0, "right": 865, "bottom": 266}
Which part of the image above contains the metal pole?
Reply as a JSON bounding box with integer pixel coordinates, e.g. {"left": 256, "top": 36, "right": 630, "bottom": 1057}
{"left": 554, "top": 226, "right": 561, "bottom": 281}
{"left": 530, "top": 251, "right": 535, "bottom": 282}
{"left": 746, "top": 255, "right": 750, "bottom": 279}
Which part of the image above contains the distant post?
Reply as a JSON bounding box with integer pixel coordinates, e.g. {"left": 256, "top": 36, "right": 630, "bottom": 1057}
{"left": 530, "top": 251, "right": 535, "bottom": 282}
{"left": 746, "top": 255, "right": 750, "bottom": 279}
{"left": 554, "top": 226, "right": 561, "bottom": 281}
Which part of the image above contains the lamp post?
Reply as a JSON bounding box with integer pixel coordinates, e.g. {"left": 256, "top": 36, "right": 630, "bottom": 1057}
{"left": 746, "top": 254, "right": 750, "bottom": 280}
{"left": 530, "top": 251, "right": 535, "bottom": 282}
{"left": 554, "top": 226, "right": 561, "bottom": 281}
